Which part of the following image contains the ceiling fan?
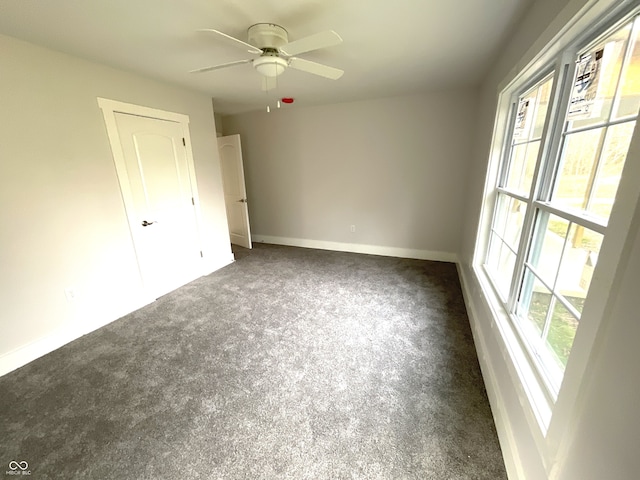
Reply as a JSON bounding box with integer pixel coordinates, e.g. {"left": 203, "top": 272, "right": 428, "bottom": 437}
{"left": 190, "top": 23, "right": 344, "bottom": 90}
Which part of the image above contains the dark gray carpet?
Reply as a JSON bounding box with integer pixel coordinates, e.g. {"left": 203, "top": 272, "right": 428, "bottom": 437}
{"left": 0, "top": 243, "right": 506, "bottom": 479}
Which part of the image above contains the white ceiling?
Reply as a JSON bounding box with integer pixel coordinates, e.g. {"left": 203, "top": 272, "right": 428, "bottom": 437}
{"left": 0, "top": 0, "right": 533, "bottom": 115}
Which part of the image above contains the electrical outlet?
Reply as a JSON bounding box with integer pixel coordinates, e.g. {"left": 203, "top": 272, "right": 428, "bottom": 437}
{"left": 64, "top": 288, "right": 77, "bottom": 302}
{"left": 350, "top": 225, "right": 356, "bottom": 233}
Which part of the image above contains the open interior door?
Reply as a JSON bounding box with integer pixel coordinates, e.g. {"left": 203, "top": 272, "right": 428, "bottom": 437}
{"left": 218, "top": 134, "right": 252, "bottom": 249}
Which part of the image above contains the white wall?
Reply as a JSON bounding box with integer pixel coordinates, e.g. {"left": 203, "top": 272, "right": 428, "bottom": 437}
{"left": 223, "top": 91, "right": 477, "bottom": 260}
{"left": 0, "top": 33, "right": 232, "bottom": 374}
{"left": 214, "top": 110, "right": 224, "bottom": 137}
{"left": 458, "top": 0, "right": 640, "bottom": 478}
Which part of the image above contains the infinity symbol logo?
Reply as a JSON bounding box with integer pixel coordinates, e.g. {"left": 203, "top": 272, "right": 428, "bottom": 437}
{"left": 8, "top": 461, "right": 28, "bottom": 470}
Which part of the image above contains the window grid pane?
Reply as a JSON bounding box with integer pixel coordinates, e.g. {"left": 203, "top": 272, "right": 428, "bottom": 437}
{"left": 544, "top": 298, "right": 579, "bottom": 368}
{"left": 566, "top": 22, "right": 633, "bottom": 131}
{"left": 527, "top": 212, "right": 569, "bottom": 288}
{"left": 487, "top": 234, "right": 517, "bottom": 300}
{"left": 491, "top": 194, "right": 528, "bottom": 250}
{"left": 552, "top": 128, "right": 606, "bottom": 212}
{"left": 613, "top": 16, "right": 640, "bottom": 118}
{"left": 486, "top": 192, "right": 528, "bottom": 299}
{"left": 554, "top": 223, "right": 604, "bottom": 315}
{"left": 588, "top": 121, "right": 636, "bottom": 219}
{"left": 518, "top": 267, "right": 553, "bottom": 336}
{"left": 503, "top": 76, "right": 554, "bottom": 196}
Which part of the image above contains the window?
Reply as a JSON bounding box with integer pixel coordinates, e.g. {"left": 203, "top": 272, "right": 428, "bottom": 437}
{"left": 484, "top": 12, "right": 640, "bottom": 397}
{"left": 487, "top": 75, "right": 554, "bottom": 299}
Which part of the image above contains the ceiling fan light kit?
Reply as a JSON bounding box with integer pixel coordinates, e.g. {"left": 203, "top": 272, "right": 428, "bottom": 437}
{"left": 253, "top": 55, "right": 288, "bottom": 77}
{"left": 191, "top": 23, "right": 344, "bottom": 89}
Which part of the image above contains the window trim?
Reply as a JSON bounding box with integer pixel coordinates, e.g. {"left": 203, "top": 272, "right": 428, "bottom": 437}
{"left": 474, "top": 0, "right": 640, "bottom": 438}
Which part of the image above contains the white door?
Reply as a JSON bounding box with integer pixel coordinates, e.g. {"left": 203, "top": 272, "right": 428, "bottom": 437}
{"left": 114, "top": 112, "right": 202, "bottom": 297}
{"left": 218, "top": 134, "right": 252, "bottom": 249}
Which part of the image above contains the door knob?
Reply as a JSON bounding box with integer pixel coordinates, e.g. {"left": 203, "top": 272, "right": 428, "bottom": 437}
{"left": 238, "top": 198, "right": 247, "bottom": 203}
{"left": 141, "top": 220, "right": 156, "bottom": 227}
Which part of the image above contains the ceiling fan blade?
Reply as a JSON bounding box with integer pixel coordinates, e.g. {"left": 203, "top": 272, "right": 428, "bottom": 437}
{"left": 189, "top": 59, "right": 252, "bottom": 74}
{"left": 197, "top": 29, "right": 262, "bottom": 55}
{"left": 261, "top": 76, "right": 278, "bottom": 92}
{"left": 288, "top": 57, "right": 344, "bottom": 80}
{"left": 279, "top": 30, "right": 342, "bottom": 56}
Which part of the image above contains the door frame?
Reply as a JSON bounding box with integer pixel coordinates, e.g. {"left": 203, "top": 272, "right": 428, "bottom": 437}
{"left": 97, "top": 98, "right": 206, "bottom": 297}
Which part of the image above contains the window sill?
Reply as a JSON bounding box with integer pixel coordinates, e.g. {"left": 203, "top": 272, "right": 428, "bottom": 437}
{"left": 473, "top": 263, "right": 553, "bottom": 435}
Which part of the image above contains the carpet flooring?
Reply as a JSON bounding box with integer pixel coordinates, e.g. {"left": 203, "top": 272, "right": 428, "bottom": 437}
{"left": 0, "top": 243, "right": 506, "bottom": 479}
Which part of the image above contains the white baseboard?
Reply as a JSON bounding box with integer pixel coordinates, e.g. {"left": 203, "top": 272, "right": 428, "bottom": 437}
{"left": 252, "top": 234, "right": 459, "bottom": 263}
{"left": 0, "top": 257, "right": 234, "bottom": 378}
{"left": 457, "top": 263, "right": 525, "bottom": 480}
{"left": 0, "top": 296, "right": 152, "bottom": 378}
{"left": 0, "top": 323, "right": 83, "bottom": 378}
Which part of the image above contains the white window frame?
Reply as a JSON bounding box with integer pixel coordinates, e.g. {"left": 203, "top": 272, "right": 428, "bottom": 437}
{"left": 475, "top": 0, "right": 640, "bottom": 436}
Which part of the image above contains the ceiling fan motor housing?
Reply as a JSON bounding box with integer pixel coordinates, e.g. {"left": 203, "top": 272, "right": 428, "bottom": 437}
{"left": 248, "top": 23, "right": 288, "bottom": 49}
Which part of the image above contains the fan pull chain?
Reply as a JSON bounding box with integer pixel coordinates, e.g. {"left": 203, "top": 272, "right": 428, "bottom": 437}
{"left": 265, "top": 73, "right": 270, "bottom": 113}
